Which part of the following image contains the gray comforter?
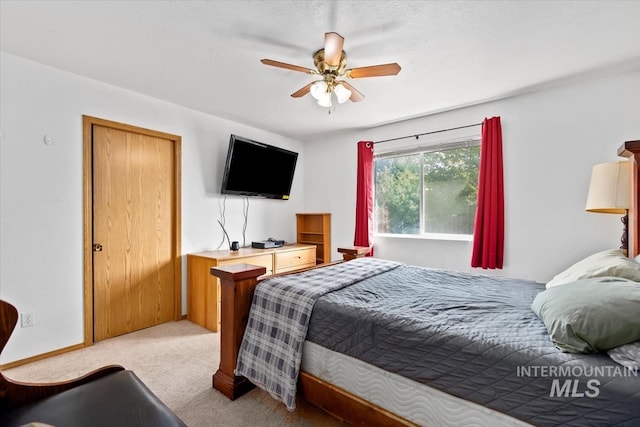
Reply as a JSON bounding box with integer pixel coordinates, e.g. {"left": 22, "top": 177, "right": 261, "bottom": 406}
{"left": 306, "top": 264, "right": 640, "bottom": 426}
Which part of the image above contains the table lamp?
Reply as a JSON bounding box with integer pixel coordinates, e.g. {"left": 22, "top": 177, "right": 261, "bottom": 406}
{"left": 585, "top": 160, "right": 630, "bottom": 253}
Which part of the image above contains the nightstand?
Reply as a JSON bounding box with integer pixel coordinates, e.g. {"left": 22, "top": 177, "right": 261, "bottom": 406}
{"left": 337, "top": 246, "right": 371, "bottom": 261}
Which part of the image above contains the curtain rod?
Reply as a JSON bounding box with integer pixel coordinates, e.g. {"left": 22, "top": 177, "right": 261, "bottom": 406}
{"left": 372, "top": 122, "right": 483, "bottom": 145}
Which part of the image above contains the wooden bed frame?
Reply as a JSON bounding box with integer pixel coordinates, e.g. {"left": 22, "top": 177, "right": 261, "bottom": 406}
{"left": 210, "top": 140, "right": 639, "bottom": 427}
{"left": 620, "top": 140, "right": 640, "bottom": 256}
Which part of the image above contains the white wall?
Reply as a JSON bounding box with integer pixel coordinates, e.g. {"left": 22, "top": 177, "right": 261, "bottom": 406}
{"left": 304, "top": 65, "right": 640, "bottom": 282}
{"left": 0, "top": 53, "right": 305, "bottom": 363}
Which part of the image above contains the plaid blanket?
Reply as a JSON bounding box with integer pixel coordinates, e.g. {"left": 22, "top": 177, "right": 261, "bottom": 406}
{"left": 234, "top": 257, "right": 402, "bottom": 410}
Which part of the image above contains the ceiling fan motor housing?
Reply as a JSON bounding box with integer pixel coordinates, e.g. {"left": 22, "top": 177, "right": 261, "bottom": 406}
{"left": 313, "top": 49, "right": 348, "bottom": 77}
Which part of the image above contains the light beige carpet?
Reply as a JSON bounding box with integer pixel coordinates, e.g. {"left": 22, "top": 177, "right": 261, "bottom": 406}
{"left": 5, "top": 320, "right": 346, "bottom": 426}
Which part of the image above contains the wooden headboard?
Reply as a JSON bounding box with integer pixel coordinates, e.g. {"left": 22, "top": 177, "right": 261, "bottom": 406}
{"left": 618, "top": 139, "right": 640, "bottom": 258}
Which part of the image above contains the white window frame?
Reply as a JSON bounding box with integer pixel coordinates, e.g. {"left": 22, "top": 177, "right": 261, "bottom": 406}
{"left": 373, "top": 137, "right": 481, "bottom": 241}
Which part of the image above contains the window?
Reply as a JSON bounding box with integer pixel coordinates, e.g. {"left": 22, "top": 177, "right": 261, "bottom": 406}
{"left": 374, "top": 140, "right": 480, "bottom": 237}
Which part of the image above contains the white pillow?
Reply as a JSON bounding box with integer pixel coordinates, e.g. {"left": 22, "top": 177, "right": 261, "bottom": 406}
{"left": 546, "top": 249, "right": 640, "bottom": 289}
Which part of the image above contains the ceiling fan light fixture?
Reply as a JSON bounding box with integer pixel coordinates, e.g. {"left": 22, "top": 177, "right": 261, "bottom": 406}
{"left": 310, "top": 81, "right": 328, "bottom": 100}
{"left": 334, "top": 83, "right": 351, "bottom": 104}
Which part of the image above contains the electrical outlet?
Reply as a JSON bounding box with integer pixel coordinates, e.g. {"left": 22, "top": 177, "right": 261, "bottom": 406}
{"left": 21, "top": 312, "right": 35, "bottom": 328}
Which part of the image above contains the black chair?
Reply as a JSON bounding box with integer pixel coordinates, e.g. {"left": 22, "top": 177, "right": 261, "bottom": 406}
{"left": 0, "top": 299, "right": 186, "bottom": 427}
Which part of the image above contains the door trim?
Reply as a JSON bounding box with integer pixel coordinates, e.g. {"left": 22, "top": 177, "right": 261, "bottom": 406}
{"left": 82, "top": 115, "right": 182, "bottom": 345}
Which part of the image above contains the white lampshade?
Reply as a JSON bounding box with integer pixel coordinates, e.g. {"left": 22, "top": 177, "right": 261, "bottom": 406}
{"left": 333, "top": 83, "right": 352, "bottom": 104}
{"left": 585, "top": 160, "right": 629, "bottom": 214}
{"left": 310, "top": 81, "right": 327, "bottom": 100}
{"left": 316, "top": 91, "right": 332, "bottom": 107}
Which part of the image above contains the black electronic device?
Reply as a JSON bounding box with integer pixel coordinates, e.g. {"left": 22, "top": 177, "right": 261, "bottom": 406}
{"left": 252, "top": 239, "right": 285, "bottom": 249}
{"left": 221, "top": 134, "right": 298, "bottom": 200}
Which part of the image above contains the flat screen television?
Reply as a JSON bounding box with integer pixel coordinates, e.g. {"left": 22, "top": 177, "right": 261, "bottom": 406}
{"left": 220, "top": 134, "right": 298, "bottom": 200}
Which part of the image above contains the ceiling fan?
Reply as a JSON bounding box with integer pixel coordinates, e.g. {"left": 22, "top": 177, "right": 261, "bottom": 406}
{"left": 260, "top": 32, "right": 401, "bottom": 108}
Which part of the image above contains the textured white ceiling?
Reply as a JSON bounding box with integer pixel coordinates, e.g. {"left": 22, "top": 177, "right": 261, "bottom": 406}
{"left": 1, "top": 0, "right": 639, "bottom": 142}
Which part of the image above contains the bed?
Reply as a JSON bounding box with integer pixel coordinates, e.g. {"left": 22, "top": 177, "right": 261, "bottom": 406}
{"left": 210, "top": 140, "right": 640, "bottom": 426}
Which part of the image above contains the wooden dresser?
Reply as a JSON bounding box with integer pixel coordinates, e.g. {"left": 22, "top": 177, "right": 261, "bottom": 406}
{"left": 186, "top": 244, "right": 316, "bottom": 332}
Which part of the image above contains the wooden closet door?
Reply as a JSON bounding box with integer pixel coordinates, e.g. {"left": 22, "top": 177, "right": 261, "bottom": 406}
{"left": 92, "top": 124, "right": 176, "bottom": 341}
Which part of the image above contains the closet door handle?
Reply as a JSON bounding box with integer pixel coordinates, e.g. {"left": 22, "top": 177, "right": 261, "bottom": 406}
{"left": 93, "top": 243, "right": 103, "bottom": 252}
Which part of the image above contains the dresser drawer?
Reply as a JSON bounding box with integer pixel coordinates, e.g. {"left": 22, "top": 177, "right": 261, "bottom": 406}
{"left": 275, "top": 247, "right": 316, "bottom": 273}
{"left": 218, "top": 254, "right": 273, "bottom": 276}
{"left": 187, "top": 245, "right": 315, "bottom": 332}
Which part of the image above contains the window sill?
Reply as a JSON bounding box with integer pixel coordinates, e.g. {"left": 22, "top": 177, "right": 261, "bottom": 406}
{"left": 375, "top": 233, "right": 473, "bottom": 242}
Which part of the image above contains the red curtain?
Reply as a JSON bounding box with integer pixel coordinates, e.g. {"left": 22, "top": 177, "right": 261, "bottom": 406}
{"left": 354, "top": 141, "right": 374, "bottom": 255}
{"left": 471, "top": 117, "right": 504, "bottom": 269}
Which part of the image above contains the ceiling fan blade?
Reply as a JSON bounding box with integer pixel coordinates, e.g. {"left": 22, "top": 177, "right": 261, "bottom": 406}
{"left": 324, "top": 32, "right": 344, "bottom": 67}
{"left": 260, "top": 59, "right": 317, "bottom": 74}
{"left": 290, "top": 82, "right": 314, "bottom": 98}
{"left": 345, "top": 63, "right": 401, "bottom": 78}
{"left": 340, "top": 81, "right": 365, "bottom": 102}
